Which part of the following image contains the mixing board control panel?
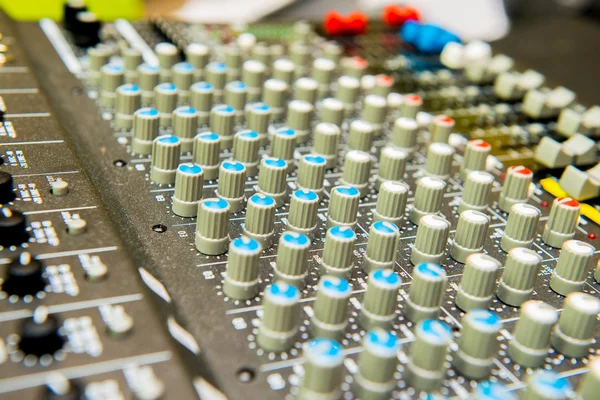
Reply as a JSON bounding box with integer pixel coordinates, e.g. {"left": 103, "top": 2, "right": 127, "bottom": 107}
{"left": 1, "top": 3, "right": 600, "bottom": 399}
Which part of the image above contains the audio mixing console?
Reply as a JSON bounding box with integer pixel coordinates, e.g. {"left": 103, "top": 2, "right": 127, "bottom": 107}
{"left": 1, "top": 3, "right": 600, "bottom": 399}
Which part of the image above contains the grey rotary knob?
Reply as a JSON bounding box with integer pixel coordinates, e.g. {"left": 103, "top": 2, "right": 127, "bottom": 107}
{"left": 293, "top": 77, "right": 318, "bottom": 105}
{"left": 274, "top": 232, "right": 311, "bottom": 287}
{"left": 287, "top": 189, "right": 320, "bottom": 238}
{"left": 404, "top": 262, "right": 447, "bottom": 322}
{"left": 322, "top": 41, "right": 342, "bottom": 62}
{"left": 450, "top": 210, "right": 490, "bottom": 263}
{"left": 327, "top": 186, "right": 360, "bottom": 228}
{"left": 242, "top": 60, "right": 266, "bottom": 101}
{"left": 205, "top": 62, "right": 227, "bottom": 99}
{"left": 373, "top": 181, "right": 409, "bottom": 226}
{"left": 137, "top": 63, "right": 159, "bottom": 106}
{"left": 243, "top": 193, "right": 276, "bottom": 249}
{"left": 341, "top": 56, "right": 368, "bottom": 79}
{"left": 424, "top": 142, "right": 455, "bottom": 179}
{"left": 257, "top": 282, "right": 300, "bottom": 351}
{"left": 172, "top": 106, "right": 198, "bottom": 153}
{"left": 297, "top": 155, "right": 327, "bottom": 198}
{"left": 311, "top": 276, "right": 352, "bottom": 339}
{"left": 430, "top": 115, "right": 455, "bottom": 143}
{"left": 246, "top": 103, "right": 271, "bottom": 143}
{"left": 114, "top": 84, "right": 141, "bottom": 130}
{"left": 223, "top": 236, "right": 262, "bottom": 299}
{"left": 320, "top": 98, "right": 344, "bottom": 126}
{"left": 461, "top": 139, "right": 491, "bottom": 178}
{"left": 455, "top": 253, "right": 501, "bottom": 311}
{"left": 262, "top": 79, "right": 289, "bottom": 121}
{"left": 289, "top": 41, "right": 311, "bottom": 75}
{"left": 471, "top": 382, "right": 517, "bottom": 400}
{"left": 232, "top": 130, "right": 261, "bottom": 176}
{"left": 154, "top": 82, "right": 178, "bottom": 127}
{"left": 185, "top": 43, "right": 209, "bottom": 81}
{"left": 498, "top": 165, "right": 533, "bottom": 212}
{"left": 411, "top": 215, "right": 450, "bottom": 265}
{"left": 286, "top": 100, "right": 314, "bottom": 143}
{"left": 257, "top": 158, "right": 288, "bottom": 206}
{"left": 348, "top": 120, "right": 374, "bottom": 152}
{"left": 195, "top": 198, "right": 231, "bottom": 255}
{"left": 454, "top": 310, "right": 502, "bottom": 380}
{"left": 320, "top": 226, "right": 356, "bottom": 278}
{"left": 508, "top": 300, "right": 558, "bottom": 368}
{"left": 353, "top": 329, "right": 399, "bottom": 400}
{"left": 87, "top": 46, "right": 111, "bottom": 87}
{"left": 150, "top": 135, "right": 181, "bottom": 184}
{"left": 311, "top": 58, "right": 336, "bottom": 97}
{"left": 224, "top": 81, "right": 248, "bottom": 121}
{"left": 391, "top": 117, "right": 418, "bottom": 150}
{"left": 270, "top": 127, "right": 297, "bottom": 169}
{"left": 340, "top": 150, "right": 372, "bottom": 196}
{"left": 551, "top": 292, "right": 600, "bottom": 358}
{"left": 577, "top": 354, "right": 600, "bottom": 400}
{"left": 522, "top": 371, "right": 572, "bottom": 400}
{"left": 299, "top": 338, "right": 344, "bottom": 400}
{"left": 542, "top": 197, "right": 581, "bottom": 248}
{"left": 155, "top": 42, "right": 178, "bottom": 82}
{"left": 361, "top": 95, "right": 387, "bottom": 133}
{"left": 376, "top": 147, "right": 408, "bottom": 189}
{"left": 172, "top": 62, "right": 194, "bottom": 103}
{"left": 172, "top": 163, "right": 204, "bottom": 217}
{"left": 459, "top": 171, "right": 494, "bottom": 213}
{"left": 190, "top": 82, "right": 214, "bottom": 126}
{"left": 500, "top": 203, "right": 541, "bottom": 251}
{"left": 224, "top": 44, "right": 242, "bottom": 75}
{"left": 192, "top": 132, "right": 221, "bottom": 180}
{"left": 550, "top": 239, "right": 595, "bottom": 295}
{"left": 371, "top": 74, "right": 394, "bottom": 97}
{"left": 497, "top": 247, "right": 543, "bottom": 307}
{"left": 216, "top": 161, "right": 247, "bottom": 212}
{"left": 99, "top": 64, "right": 125, "bottom": 108}
{"left": 335, "top": 75, "right": 361, "bottom": 115}
{"left": 405, "top": 320, "right": 453, "bottom": 391}
{"left": 210, "top": 105, "right": 235, "bottom": 149}
{"left": 364, "top": 221, "right": 400, "bottom": 272}
{"left": 272, "top": 58, "right": 295, "bottom": 84}
{"left": 359, "top": 269, "right": 402, "bottom": 330}
{"left": 131, "top": 107, "right": 160, "bottom": 155}
{"left": 410, "top": 176, "right": 446, "bottom": 225}
{"left": 312, "top": 123, "right": 341, "bottom": 169}
{"left": 251, "top": 43, "right": 271, "bottom": 71}
{"left": 399, "top": 94, "right": 423, "bottom": 118}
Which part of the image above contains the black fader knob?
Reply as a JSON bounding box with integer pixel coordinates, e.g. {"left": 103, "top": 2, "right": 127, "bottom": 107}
{"left": 63, "top": 0, "right": 87, "bottom": 32}
{"left": 0, "top": 171, "right": 15, "bottom": 204}
{"left": 72, "top": 11, "right": 101, "bottom": 48}
{"left": 0, "top": 207, "right": 28, "bottom": 247}
{"left": 2, "top": 252, "right": 46, "bottom": 297}
{"left": 18, "top": 308, "right": 65, "bottom": 357}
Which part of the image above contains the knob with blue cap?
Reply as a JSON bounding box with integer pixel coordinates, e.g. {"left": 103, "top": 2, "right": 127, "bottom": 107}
{"left": 287, "top": 189, "right": 320, "bottom": 238}
{"left": 216, "top": 161, "right": 247, "bottom": 212}
{"left": 270, "top": 127, "right": 297, "bottom": 170}
{"left": 115, "top": 84, "right": 141, "bottom": 130}
{"left": 224, "top": 46, "right": 241, "bottom": 81}
{"left": 578, "top": 356, "right": 600, "bottom": 400}
{"left": 262, "top": 79, "right": 289, "bottom": 121}
{"left": 195, "top": 198, "right": 231, "bottom": 255}
{"left": 274, "top": 231, "right": 311, "bottom": 287}
{"left": 523, "top": 371, "right": 571, "bottom": 400}
{"left": 190, "top": 82, "right": 214, "bottom": 126}
{"left": 172, "top": 62, "right": 194, "bottom": 104}
{"left": 232, "top": 130, "right": 261, "bottom": 176}
{"left": 400, "top": 21, "right": 461, "bottom": 55}
{"left": 172, "top": 163, "right": 204, "bottom": 217}
{"left": 224, "top": 81, "right": 248, "bottom": 122}
{"left": 299, "top": 338, "right": 344, "bottom": 400}
{"left": 257, "top": 282, "right": 300, "bottom": 351}
{"left": 210, "top": 104, "right": 236, "bottom": 149}
{"left": 223, "top": 236, "right": 261, "bottom": 299}
{"left": 312, "top": 122, "right": 341, "bottom": 169}
{"left": 471, "top": 381, "right": 517, "bottom": 400}
{"left": 192, "top": 132, "right": 221, "bottom": 180}
{"left": 243, "top": 193, "right": 276, "bottom": 249}
{"left": 150, "top": 135, "right": 181, "bottom": 184}
{"left": 320, "top": 226, "right": 356, "bottom": 278}
{"left": 257, "top": 158, "right": 288, "bottom": 207}
{"left": 327, "top": 186, "right": 360, "bottom": 229}
{"left": 297, "top": 154, "right": 327, "bottom": 198}
{"left": 405, "top": 319, "right": 453, "bottom": 391}
{"left": 99, "top": 63, "right": 125, "bottom": 108}
{"left": 404, "top": 263, "right": 447, "bottom": 323}
{"left": 246, "top": 103, "right": 271, "bottom": 145}
{"left": 242, "top": 60, "right": 266, "bottom": 102}
{"left": 286, "top": 100, "right": 314, "bottom": 143}
{"left": 137, "top": 63, "right": 159, "bottom": 106}
{"left": 154, "top": 82, "right": 178, "bottom": 127}
{"left": 205, "top": 62, "right": 228, "bottom": 101}
{"left": 364, "top": 221, "right": 400, "bottom": 272}
{"left": 311, "top": 276, "right": 351, "bottom": 339}
{"left": 340, "top": 150, "right": 372, "bottom": 196}
{"left": 172, "top": 106, "right": 198, "bottom": 153}
{"left": 353, "top": 328, "right": 399, "bottom": 400}
{"left": 360, "top": 269, "right": 402, "bottom": 330}
{"left": 454, "top": 309, "right": 502, "bottom": 379}
{"left": 131, "top": 107, "right": 160, "bottom": 155}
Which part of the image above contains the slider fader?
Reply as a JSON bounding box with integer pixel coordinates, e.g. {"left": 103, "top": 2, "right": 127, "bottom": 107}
{"left": 1, "top": 2, "right": 600, "bottom": 399}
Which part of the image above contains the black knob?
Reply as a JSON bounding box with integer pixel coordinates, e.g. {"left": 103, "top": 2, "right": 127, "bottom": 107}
{"left": 72, "top": 11, "right": 101, "bottom": 48}
{"left": 18, "top": 310, "right": 65, "bottom": 357}
{"left": 0, "top": 207, "right": 28, "bottom": 247}
{"left": 0, "top": 171, "right": 15, "bottom": 204}
{"left": 63, "top": 0, "right": 87, "bottom": 32}
{"left": 2, "top": 253, "right": 45, "bottom": 297}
